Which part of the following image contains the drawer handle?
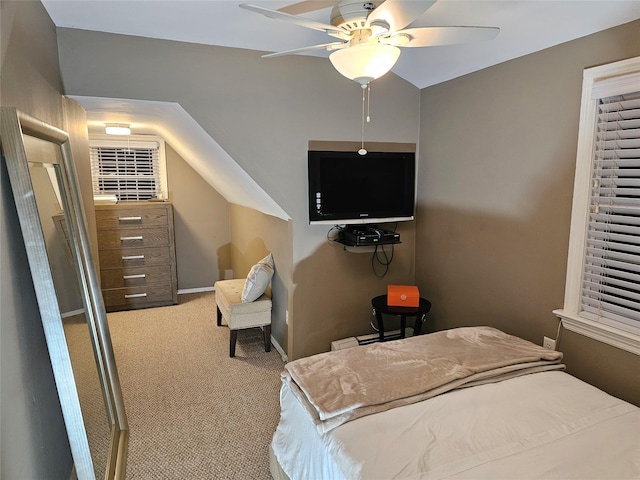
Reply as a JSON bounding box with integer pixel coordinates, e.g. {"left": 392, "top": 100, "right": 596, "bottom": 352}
{"left": 121, "top": 236, "right": 143, "bottom": 241}
{"left": 124, "top": 293, "right": 147, "bottom": 299}
{"left": 123, "top": 274, "right": 146, "bottom": 280}
{"left": 118, "top": 216, "right": 142, "bottom": 222}
{"left": 122, "top": 255, "right": 145, "bottom": 260}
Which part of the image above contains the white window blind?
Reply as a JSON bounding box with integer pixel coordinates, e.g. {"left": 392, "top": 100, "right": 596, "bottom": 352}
{"left": 582, "top": 91, "right": 640, "bottom": 332}
{"left": 554, "top": 56, "right": 640, "bottom": 354}
{"left": 90, "top": 137, "right": 165, "bottom": 201}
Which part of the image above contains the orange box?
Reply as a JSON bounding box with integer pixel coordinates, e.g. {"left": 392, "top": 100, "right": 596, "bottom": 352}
{"left": 387, "top": 285, "right": 420, "bottom": 307}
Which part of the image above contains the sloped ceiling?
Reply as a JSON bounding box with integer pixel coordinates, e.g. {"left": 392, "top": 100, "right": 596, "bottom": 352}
{"left": 43, "top": 0, "right": 640, "bottom": 89}
{"left": 73, "top": 95, "right": 290, "bottom": 220}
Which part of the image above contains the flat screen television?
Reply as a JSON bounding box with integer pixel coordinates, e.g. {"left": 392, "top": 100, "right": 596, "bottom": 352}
{"left": 308, "top": 150, "right": 415, "bottom": 225}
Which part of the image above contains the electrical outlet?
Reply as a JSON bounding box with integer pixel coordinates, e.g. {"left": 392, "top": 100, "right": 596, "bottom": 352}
{"left": 543, "top": 336, "right": 556, "bottom": 350}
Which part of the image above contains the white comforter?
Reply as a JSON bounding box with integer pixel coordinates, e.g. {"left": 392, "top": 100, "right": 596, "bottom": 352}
{"left": 272, "top": 370, "right": 640, "bottom": 479}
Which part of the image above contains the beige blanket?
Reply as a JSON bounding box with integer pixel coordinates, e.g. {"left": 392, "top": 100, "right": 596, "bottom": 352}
{"left": 283, "top": 326, "right": 565, "bottom": 434}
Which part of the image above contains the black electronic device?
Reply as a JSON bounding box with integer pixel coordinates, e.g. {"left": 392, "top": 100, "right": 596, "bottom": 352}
{"left": 338, "top": 226, "right": 401, "bottom": 247}
{"left": 308, "top": 150, "right": 415, "bottom": 225}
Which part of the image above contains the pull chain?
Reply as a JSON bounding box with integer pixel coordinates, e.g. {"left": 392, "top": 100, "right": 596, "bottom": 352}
{"left": 359, "top": 84, "right": 371, "bottom": 156}
{"left": 367, "top": 83, "right": 371, "bottom": 123}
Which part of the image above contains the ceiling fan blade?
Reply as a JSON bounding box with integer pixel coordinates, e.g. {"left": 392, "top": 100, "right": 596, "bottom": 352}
{"left": 367, "top": 0, "right": 436, "bottom": 32}
{"left": 396, "top": 26, "right": 500, "bottom": 47}
{"left": 278, "top": 1, "right": 336, "bottom": 15}
{"left": 261, "top": 41, "right": 347, "bottom": 58}
{"left": 240, "top": 3, "right": 343, "bottom": 35}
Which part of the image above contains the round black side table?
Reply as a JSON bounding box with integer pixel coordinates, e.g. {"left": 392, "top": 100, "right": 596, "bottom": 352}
{"left": 371, "top": 295, "right": 432, "bottom": 342}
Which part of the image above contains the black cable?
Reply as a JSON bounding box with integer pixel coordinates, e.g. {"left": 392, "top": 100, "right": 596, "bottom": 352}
{"left": 372, "top": 243, "right": 394, "bottom": 278}
{"left": 370, "top": 223, "right": 399, "bottom": 277}
{"left": 328, "top": 224, "right": 398, "bottom": 277}
{"left": 327, "top": 224, "right": 344, "bottom": 243}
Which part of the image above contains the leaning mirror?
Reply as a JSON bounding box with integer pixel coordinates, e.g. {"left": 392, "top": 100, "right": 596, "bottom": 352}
{"left": 0, "top": 108, "right": 128, "bottom": 479}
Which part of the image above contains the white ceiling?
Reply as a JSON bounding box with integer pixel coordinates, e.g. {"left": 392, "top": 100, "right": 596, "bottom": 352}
{"left": 42, "top": 0, "right": 640, "bottom": 89}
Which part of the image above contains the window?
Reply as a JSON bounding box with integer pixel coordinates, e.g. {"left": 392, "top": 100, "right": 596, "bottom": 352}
{"left": 89, "top": 134, "right": 167, "bottom": 201}
{"left": 554, "top": 57, "right": 640, "bottom": 354}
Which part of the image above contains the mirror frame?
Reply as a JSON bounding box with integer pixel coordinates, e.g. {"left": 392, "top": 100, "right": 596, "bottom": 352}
{"left": 0, "top": 107, "right": 128, "bottom": 479}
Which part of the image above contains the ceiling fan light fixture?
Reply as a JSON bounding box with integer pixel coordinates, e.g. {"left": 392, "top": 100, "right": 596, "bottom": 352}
{"left": 369, "top": 19, "right": 390, "bottom": 36}
{"left": 105, "top": 123, "right": 131, "bottom": 136}
{"left": 387, "top": 33, "right": 411, "bottom": 46}
{"left": 329, "top": 43, "right": 400, "bottom": 86}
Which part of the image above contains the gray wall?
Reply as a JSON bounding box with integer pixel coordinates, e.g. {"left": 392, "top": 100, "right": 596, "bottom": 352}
{"left": 29, "top": 153, "right": 83, "bottom": 313}
{"left": 63, "top": 97, "right": 99, "bottom": 268}
{"left": 0, "top": 1, "right": 72, "bottom": 477}
{"left": 56, "top": 28, "right": 421, "bottom": 358}
{"left": 166, "top": 143, "right": 231, "bottom": 290}
{"left": 417, "top": 20, "right": 640, "bottom": 406}
{"left": 229, "top": 205, "right": 293, "bottom": 355}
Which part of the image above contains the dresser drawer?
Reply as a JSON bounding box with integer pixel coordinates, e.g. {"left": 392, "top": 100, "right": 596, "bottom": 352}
{"left": 97, "top": 227, "right": 169, "bottom": 250}
{"left": 95, "top": 206, "right": 169, "bottom": 230}
{"left": 100, "top": 265, "right": 172, "bottom": 289}
{"left": 95, "top": 202, "right": 176, "bottom": 311}
{"left": 99, "top": 246, "right": 171, "bottom": 270}
{"left": 103, "top": 284, "right": 175, "bottom": 310}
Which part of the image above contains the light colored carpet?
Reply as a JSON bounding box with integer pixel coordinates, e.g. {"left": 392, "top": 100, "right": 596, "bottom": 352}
{"left": 106, "top": 292, "right": 285, "bottom": 479}
{"left": 64, "top": 313, "right": 111, "bottom": 477}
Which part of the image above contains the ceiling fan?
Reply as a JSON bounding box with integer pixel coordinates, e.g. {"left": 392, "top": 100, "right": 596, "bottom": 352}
{"left": 240, "top": 0, "right": 500, "bottom": 87}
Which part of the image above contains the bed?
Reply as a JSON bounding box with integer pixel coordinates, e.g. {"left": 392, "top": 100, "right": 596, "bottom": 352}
{"left": 270, "top": 326, "right": 640, "bottom": 479}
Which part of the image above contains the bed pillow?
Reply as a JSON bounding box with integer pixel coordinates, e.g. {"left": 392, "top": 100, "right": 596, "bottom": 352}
{"left": 241, "top": 253, "right": 275, "bottom": 303}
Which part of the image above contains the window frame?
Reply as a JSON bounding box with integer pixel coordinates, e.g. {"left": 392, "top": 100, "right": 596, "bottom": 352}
{"left": 89, "top": 133, "right": 168, "bottom": 202}
{"left": 554, "top": 56, "right": 640, "bottom": 355}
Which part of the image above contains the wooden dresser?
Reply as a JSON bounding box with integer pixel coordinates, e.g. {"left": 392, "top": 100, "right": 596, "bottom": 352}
{"left": 95, "top": 202, "right": 177, "bottom": 312}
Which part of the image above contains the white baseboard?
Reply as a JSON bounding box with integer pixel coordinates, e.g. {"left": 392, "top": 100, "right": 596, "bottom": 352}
{"left": 270, "top": 335, "right": 288, "bottom": 363}
{"left": 177, "top": 286, "right": 215, "bottom": 295}
{"left": 61, "top": 308, "right": 85, "bottom": 319}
